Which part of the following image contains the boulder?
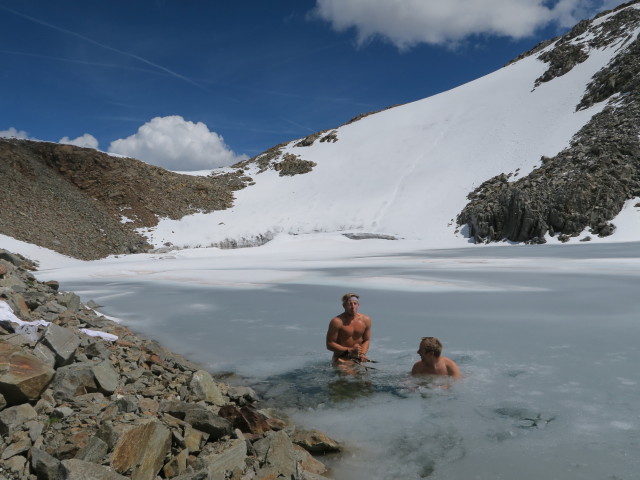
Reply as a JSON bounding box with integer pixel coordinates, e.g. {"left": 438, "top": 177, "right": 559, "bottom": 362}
{"left": 110, "top": 419, "right": 172, "bottom": 480}
{"left": 30, "top": 447, "right": 63, "bottom": 480}
{"left": 0, "top": 403, "right": 37, "bottom": 436}
{"left": 227, "top": 385, "right": 258, "bottom": 405}
{"left": 189, "top": 370, "right": 226, "bottom": 406}
{"left": 183, "top": 424, "right": 207, "bottom": 452}
{"left": 40, "top": 323, "right": 81, "bottom": 367}
{"left": 293, "top": 444, "right": 327, "bottom": 476}
{"left": 62, "top": 459, "right": 128, "bottom": 480}
{"left": 57, "top": 292, "right": 82, "bottom": 312}
{"left": 183, "top": 407, "right": 233, "bottom": 441}
{"left": 218, "top": 405, "right": 272, "bottom": 435}
{"left": 291, "top": 428, "right": 341, "bottom": 454}
{"left": 2, "top": 430, "right": 32, "bottom": 460}
{"left": 253, "top": 430, "right": 298, "bottom": 478}
{"left": 194, "top": 438, "right": 247, "bottom": 480}
{"left": 32, "top": 342, "right": 57, "bottom": 368}
{"left": 45, "top": 280, "right": 60, "bottom": 291}
{"left": 0, "top": 342, "right": 55, "bottom": 405}
{"left": 75, "top": 436, "right": 109, "bottom": 463}
{"left": 4, "top": 454, "right": 28, "bottom": 476}
{"left": 92, "top": 359, "right": 120, "bottom": 394}
{"left": 162, "top": 448, "right": 189, "bottom": 478}
{"left": 49, "top": 363, "right": 98, "bottom": 401}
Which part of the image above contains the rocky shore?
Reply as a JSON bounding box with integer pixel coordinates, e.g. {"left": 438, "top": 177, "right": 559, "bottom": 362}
{"left": 0, "top": 249, "right": 340, "bottom": 480}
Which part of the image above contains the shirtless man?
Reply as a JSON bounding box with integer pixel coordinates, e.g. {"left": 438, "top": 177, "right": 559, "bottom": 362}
{"left": 326, "top": 293, "right": 371, "bottom": 365}
{"left": 411, "top": 337, "right": 460, "bottom": 378}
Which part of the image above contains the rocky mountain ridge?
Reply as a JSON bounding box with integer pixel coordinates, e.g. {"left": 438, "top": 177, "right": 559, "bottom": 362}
{"left": 459, "top": 1, "right": 640, "bottom": 243}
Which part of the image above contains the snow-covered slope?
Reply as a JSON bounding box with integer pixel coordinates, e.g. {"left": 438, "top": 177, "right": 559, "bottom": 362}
{"left": 141, "top": 5, "right": 637, "bottom": 249}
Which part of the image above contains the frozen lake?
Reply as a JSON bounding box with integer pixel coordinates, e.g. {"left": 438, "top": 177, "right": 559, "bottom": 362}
{"left": 61, "top": 241, "right": 640, "bottom": 479}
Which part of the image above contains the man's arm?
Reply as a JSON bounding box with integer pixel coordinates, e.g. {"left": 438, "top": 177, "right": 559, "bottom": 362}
{"left": 326, "top": 317, "right": 350, "bottom": 354}
{"left": 359, "top": 315, "right": 372, "bottom": 359}
{"left": 446, "top": 358, "right": 461, "bottom": 379}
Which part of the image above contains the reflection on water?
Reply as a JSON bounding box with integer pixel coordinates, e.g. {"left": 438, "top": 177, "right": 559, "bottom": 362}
{"left": 254, "top": 362, "right": 412, "bottom": 409}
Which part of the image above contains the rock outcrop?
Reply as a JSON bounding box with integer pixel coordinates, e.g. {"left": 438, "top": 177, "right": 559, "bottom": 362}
{"left": 0, "top": 249, "right": 339, "bottom": 479}
{"left": 458, "top": 1, "right": 640, "bottom": 244}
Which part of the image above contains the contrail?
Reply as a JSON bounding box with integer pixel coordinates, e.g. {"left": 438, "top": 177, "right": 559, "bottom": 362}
{"left": 2, "top": 50, "right": 169, "bottom": 76}
{"left": 0, "top": 4, "right": 206, "bottom": 90}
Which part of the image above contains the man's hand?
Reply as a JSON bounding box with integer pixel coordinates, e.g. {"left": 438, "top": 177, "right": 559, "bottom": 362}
{"left": 348, "top": 345, "right": 368, "bottom": 362}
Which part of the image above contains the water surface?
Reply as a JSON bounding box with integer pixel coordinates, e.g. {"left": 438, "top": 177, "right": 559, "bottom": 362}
{"left": 64, "top": 242, "right": 640, "bottom": 479}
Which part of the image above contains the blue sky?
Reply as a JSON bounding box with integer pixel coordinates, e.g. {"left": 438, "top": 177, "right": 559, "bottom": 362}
{"left": 0, "top": 0, "right": 626, "bottom": 170}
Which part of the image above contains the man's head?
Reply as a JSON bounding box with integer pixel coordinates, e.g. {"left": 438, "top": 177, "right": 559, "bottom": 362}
{"left": 341, "top": 292, "right": 360, "bottom": 315}
{"left": 341, "top": 292, "right": 360, "bottom": 307}
{"left": 418, "top": 337, "right": 442, "bottom": 358}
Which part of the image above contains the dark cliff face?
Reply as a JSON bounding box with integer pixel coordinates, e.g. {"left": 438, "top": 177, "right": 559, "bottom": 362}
{"left": 0, "top": 140, "right": 250, "bottom": 259}
{"left": 458, "top": 2, "right": 640, "bottom": 244}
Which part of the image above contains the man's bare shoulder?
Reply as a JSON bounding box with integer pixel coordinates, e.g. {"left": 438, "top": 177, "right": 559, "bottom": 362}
{"left": 443, "top": 356, "right": 461, "bottom": 378}
{"left": 358, "top": 313, "right": 372, "bottom": 325}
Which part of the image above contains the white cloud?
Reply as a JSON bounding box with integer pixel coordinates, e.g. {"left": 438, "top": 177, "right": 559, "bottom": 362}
{"left": 59, "top": 133, "right": 99, "bottom": 149}
{"left": 0, "top": 127, "right": 32, "bottom": 140}
{"left": 311, "top": 0, "right": 607, "bottom": 49}
{"left": 108, "top": 116, "right": 247, "bottom": 171}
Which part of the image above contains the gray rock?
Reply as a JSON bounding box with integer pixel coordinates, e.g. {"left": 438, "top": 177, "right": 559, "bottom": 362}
{"left": 253, "top": 430, "right": 297, "bottom": 478}
{"left": 195, "top": 438, "right": 247, "bottom": 480}
{"left": 51, "top": 406, "right": 74, "bottom": 419}
{"left": 172, "top": 470, "right": 208, "bottom": 480}
{"left": 115, "top": 395, "right": 138, "bottom": 413}
{"left": 40, "top": 323, "right": 81, "bottom": 367}
{"left": 3, "top": 454, "right": 27, "bottom": 475}
{"left": 227, "top": 385, "right": 258, "bottom": 404}
{"left": 96, "top": 423, "right": 119, "bottom": 450}
{"left": 34, "top": 301, "right": 67, "bottom": 315}
{"left": 49, "top": 363, "right": 97, "bottom": 401}
{"left": 26, "top": 420, "right": 43, "bottom": 442}
{"left": 0, "top": 251, "right": 27, "bottom": 267}
{"left": 189, "top": 370, "right": 227, "bottom": 406}
{"left": 92, "top": 360, "right": 120, "bottom": 394}
{"left": 83, "top": 340, "right": 110, "bottom": 359}
{"left": 183, "top": 407, "right": 233, "bottom": 441}
{"left": 32, "top": 342, "right": 57, "bottom": 368}
{"left": 75, "top": 436, "right": 109, "bottom": 463}
{"left": 0, "top": 403, "right": 38, "bottom": 436}
{"left": 31, "top": 447, "right": 63, "bottom": 480}
{"left": 61, "top": 459, "right": 128, "bottom": 480}
{"left": 58, "top": 292, "right": 82, "bottom": 312}
{"left": 2, "top": 430, "right": 32, "bottom": 460}
{"left": 293, "top": 444, "right": 328, "bottom": 476}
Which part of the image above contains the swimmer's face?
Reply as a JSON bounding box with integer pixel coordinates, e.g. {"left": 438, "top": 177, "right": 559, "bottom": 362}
{"left": 344, "top": 297, "right": 359, "bottom": 315}
{"left": 417, "top": 343, "right": 435, "bottom": 360}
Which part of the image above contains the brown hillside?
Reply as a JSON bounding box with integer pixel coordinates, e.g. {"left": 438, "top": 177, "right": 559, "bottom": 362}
{"left": 0, "top": 139, "right": 250, "bottom": 259}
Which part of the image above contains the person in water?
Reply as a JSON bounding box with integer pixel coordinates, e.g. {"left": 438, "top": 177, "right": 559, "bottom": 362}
{"left": 411, "top": 336, "right": 460, "bottom": 378}
{"left": 326, "top": 292, "right": 371, "bottom": 365}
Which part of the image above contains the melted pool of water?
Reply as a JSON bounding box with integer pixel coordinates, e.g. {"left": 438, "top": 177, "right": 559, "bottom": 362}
{"left": 63, "top": 243, "right": 640, "bottom": 479}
